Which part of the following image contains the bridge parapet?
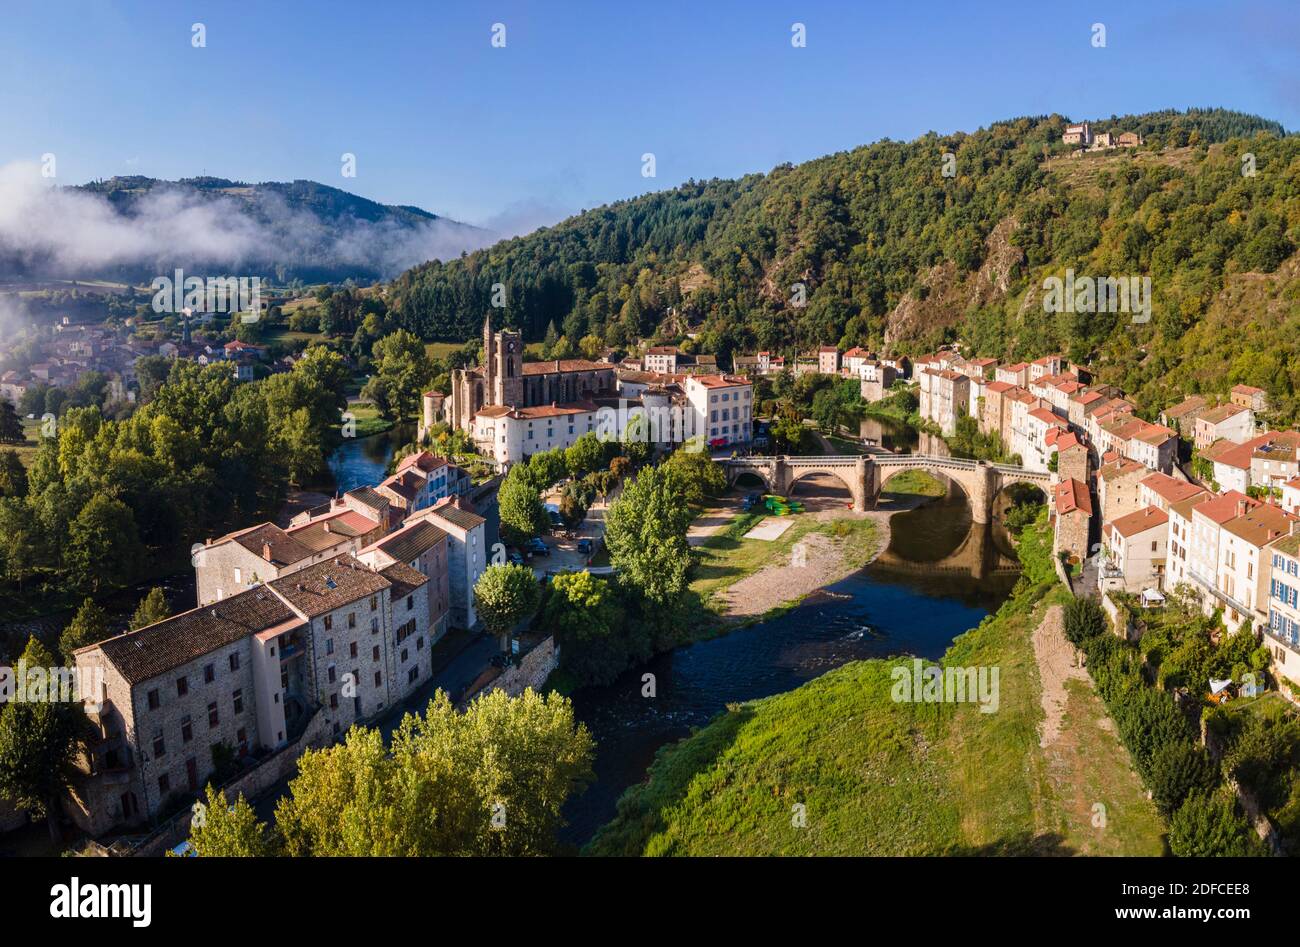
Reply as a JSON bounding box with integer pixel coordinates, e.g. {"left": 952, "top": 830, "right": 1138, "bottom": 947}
{"left": 720, "top": 453, "right": 1048, "bottom": 521}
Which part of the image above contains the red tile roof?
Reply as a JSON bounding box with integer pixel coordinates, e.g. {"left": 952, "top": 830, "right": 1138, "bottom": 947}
{"left": 520, "top": 359, "right": 611, "bottom": 376}
{"left": 1108, "top": 504, "right": 1168, "bottom": 539}
{"left": 1139, "top": 473, "right": 1204, "bottom": 505}
{"left": 1055, "top": 478, "right": 1093, "bottom": 516}
{"left": 1191, "top": 491, "right": 1257, "bottom": 526}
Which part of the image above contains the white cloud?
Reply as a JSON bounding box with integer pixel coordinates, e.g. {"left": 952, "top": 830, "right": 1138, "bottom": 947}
{"left": 0, "top": 161, "right": 498, "bottom": 280}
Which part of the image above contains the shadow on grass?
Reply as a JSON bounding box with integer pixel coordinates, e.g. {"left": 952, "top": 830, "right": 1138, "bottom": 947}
{"left": 944, "top": 832, "right": 1076, "bottom": 856}
{"left": 583, "top": 702, "right": 754, "bottom": 856}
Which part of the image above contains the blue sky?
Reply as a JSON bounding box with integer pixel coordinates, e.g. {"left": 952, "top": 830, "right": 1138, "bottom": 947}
{"left": 1, "top": 0, "right": 1296, "bottom": 230}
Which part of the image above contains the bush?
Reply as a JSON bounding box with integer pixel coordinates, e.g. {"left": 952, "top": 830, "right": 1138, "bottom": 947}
{"left": 1221, "top": 714, "right": 1300, "bottom": 811}
{"left": 1148, "top": 740, "right": 1217, "bottom": 815}
{"left": 1168, "top": 789, "right": 1264, "bottom": 857}
{"left": 1064, "top": 597, "right": 1107, "bottom": 646}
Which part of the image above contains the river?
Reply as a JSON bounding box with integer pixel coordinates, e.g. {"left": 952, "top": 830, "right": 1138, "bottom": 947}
{"left": 327, "top": 422, "right": 416, "bottom": 493}
{"left": 560, "top": 486, "right": 1020, "bottom": 846}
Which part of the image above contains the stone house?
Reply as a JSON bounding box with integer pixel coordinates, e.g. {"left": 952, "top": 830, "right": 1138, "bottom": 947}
{"left": 1053, "top": 477, "right": 1092, "bottom": 564}
{"left": 69, "top": 553, "right": 442, "bottom": 836}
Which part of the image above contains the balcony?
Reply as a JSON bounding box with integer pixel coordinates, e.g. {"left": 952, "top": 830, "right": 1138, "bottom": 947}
{"left": 1187, "top": 571, "right": 1255, "bottom": 620}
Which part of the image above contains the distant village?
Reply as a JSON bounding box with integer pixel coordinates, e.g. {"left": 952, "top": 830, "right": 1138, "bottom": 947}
{"left": 0, "top": 310, "right": 286, "bottom": 411}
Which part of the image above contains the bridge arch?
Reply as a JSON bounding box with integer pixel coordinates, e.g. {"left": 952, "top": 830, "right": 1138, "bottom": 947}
{"left": 787, "top": 468, "right": 858, "bottom": 503}
{"left": 729, "top": 468, "right": 773, "bottom": 493}
{"left": 876, "top": 464, "right": 973, "bottom": 511}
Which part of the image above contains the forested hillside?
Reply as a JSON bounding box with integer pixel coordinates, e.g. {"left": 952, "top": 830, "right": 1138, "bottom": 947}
{"left": 389, "top": 108, "right": 1298, "bottom": 418}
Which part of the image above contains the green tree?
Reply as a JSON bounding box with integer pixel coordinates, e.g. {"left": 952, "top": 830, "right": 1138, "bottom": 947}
{"left": 0, "top": 449, "right": 27, "bottom": 498}
{"left": 1148, "top": 740, "right": 1217, "bottom": 816}
{"left": 526, "top": 449, "right": 567, "bottom": 490}
{"left": 661, "top": 446, "right": 727, "bottom": 507}
{"left": 544, "top": 571, "right": 643, "bottom": 687}
{"left": 1064, "top": 597, "right": 1107, "bottom": 646}
{"left": 129, "top": 587, "right": 171, "bottom": 631}
{"left": 565, "top": 433, "right": 606, "bottom": 479}
{"left": 276, "top": 689, "right": 592, "bottom": 856}
{"left": 473, "top": 563, "right": 542, "bottom": 652}
{"left": 498, "top": 466, "right": 548, "bottom": 546}
{"left": 558, "top": 491, "right": 586, "bottom": 529}
{"left": 0, "top": 401, "right": 22, "bottom": 443}
{"left": 0, "top": 637, "right": 92, "bottom": 841}
{"left": 59, "top": 597, "right": 109, "bottom": 658}
{"left": 604, "top": 465, "right": 691, "bottom": 611}
{"left": 183, "top": 784, "right": 276, "bottom": 857}
{"left": 66, "top": 494, "right": 143, "bottom": 593}
{"left": 367, "top": 329, "right": 434, "bottom": 421}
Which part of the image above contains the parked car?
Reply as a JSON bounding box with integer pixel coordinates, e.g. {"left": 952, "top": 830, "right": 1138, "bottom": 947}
{"left": 577, "top": 538, "right": 593, "bottom": 556}
{"left": 526, "top": 537, "right": 550, "bottom": 556}
{"left": 507, "top": 550, "right": 525, "bottom": 566}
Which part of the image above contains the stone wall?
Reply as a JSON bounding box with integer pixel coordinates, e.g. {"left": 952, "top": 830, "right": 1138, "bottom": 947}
{"left": 477, "top": 637, "right": 559, "bottom": 700}
{"left": 130, "top": 707, "right": 331, "bottom": 857}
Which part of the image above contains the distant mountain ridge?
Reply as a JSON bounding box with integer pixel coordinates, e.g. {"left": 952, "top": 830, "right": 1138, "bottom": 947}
{"left": 76, "top": 176, "right": 448, "bottom": 229}
{"left": 0, "top": 175, "right": 492, "bottom": 286}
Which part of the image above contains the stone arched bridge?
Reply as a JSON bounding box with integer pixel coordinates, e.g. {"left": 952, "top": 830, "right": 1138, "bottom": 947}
{"left": 721, "top": 454, "right": 1053, "bottom": 524}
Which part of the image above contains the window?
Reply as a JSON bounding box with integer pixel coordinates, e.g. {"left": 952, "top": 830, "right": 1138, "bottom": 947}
{"left": 408, "top": 667, "right": 419, "bottom": 684}
{"left": 401, "top": 648, "right": 409, "bottom": 663}
{"left": 233, "top": 567, "right": 241, "bottom": 584}
{"left": 181, "top": 716, "right": 192, "bottom": 743}
{"left": 147, "top": 689, "right": 160, "bottom": 710}
{"left": 328, "top": 666, "right": 337, "bottom": 683}
{"left": 176, "top": 676, "right": 188, "bottom": 697}
{"left": 370, "top": 595, "right": 377, "bottom": 611}
{"left": 372, "top": 645, "right": 380, "bottom": 662}
{"left": 228, "top": 653, "right": 240, "bottom": 672}
{"left": 330, "top": 694, "right": 338, "bottom": 709}
{"left": 232, "top": 689, "right": 243, "bottom": 714}
{"left": 236, "top": 728, "right": 248, "bottom": 755}
{"left": 207, "top": 702, "right": 219, "bottom": 728}
{"left": 152, "top": 732, "right": 165, "bottom": 758}
{"left": 374, "top": 671, "right": 382, "bottom": 687}
{"left": 326, "top": 638, "right": 334, "bottom": 655}
{"left": 407, "top": 595, "right": 414, "bottom": 611}
{"left": 348, "top": 612, "right": 356, "bottom": 629}
{"left": 371, "top": 617, "right": 379, "bottom": 634}
{"left": 323, "top": 615, "right": 333, "bottom": 631}
{"left": 349, "top": 642, "right": 358, "bottom": 659}
{"left": 204, "top": 664, "right": 215, "bottom": 684}
{"left": 158, "top": 773, "right": 170, "bottom": 795}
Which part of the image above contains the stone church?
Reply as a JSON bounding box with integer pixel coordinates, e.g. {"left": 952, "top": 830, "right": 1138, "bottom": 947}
{"left": 447, "top": 315, "right": 617, "bottom": 431}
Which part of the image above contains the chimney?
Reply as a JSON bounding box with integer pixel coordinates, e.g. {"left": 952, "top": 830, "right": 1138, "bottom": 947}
{"left": 1237, "top": 500, "right": 1248, "bottom": 517}
{"left": 262, "top": 542, "right": 273, "bottom": 561}
{"left": 323, "top": 521, "right": 331, "bottom": 533}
